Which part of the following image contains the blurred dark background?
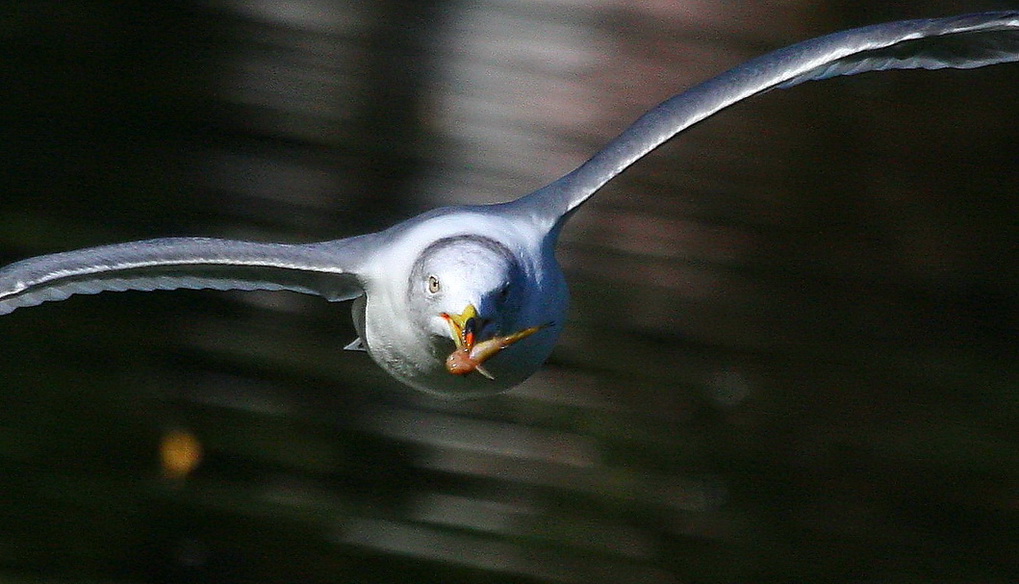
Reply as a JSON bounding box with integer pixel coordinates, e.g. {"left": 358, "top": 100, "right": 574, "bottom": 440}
{"left": 0, "top": 1, "right": 1016, "bottom": 583}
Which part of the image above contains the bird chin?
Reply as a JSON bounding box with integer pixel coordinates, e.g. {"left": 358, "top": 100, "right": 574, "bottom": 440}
{"left": 406, "top": 341, "right": 538, "bottom": 399}
{"left": 364, "top": 318, "right": 559, "bottom": 399}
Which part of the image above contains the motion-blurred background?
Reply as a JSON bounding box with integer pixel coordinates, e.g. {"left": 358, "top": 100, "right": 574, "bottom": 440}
{"left": 0, "top": 1, "right": 1016, "bottom": 583}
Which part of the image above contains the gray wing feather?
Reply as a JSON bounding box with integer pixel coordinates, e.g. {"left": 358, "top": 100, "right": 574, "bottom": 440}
{"left": 508, "top": 11, "right": 1019, "bottom": 228}
{"left": 0, "top": 235, "right": 375, "bottom": 315}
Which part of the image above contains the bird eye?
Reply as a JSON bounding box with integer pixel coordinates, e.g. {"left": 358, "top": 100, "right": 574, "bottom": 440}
{"left": 498, "top": 284, "right": 510, "bottom": 300}
{"left": 427, "top": 275, "right": 441, "bottom": 294}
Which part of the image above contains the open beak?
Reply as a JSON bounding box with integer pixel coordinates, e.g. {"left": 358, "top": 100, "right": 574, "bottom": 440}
{"left": 440, "top": 304, "right": 549, "bottom": 380}
{"left": 440, "top": 303, "right": 481, "bottom": 352}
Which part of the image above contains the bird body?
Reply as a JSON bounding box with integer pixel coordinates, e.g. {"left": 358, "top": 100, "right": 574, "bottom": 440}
{"left": 1, "top": 12, "right": 1017, "bottom": 397}
{"left": 352, "top": 205, "right": 567, "bottom": 396}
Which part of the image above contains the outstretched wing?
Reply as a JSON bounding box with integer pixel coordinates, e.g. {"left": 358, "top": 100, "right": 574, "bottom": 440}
{"left": 508, "top": 11, "right": 1019, "bottom": 229}
{"left": 0, "top": 235, "right": 378, "bottom": 315}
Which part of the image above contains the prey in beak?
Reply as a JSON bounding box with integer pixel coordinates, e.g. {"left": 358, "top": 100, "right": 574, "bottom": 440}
{"left": 440, "top": 304, "right": 549, "bottom": 379}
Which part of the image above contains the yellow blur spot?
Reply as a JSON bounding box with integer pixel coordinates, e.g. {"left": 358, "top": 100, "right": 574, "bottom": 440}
{"left": 160, "top": 428, "right": 203, "bottom": 481}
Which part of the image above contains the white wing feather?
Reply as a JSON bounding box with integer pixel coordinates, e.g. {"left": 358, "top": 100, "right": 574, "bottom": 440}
{"left": 507, "top": 11, "right": 1019, "bottom": 228}
{"left": 0, "top": 236, "right": 376, "bottom": 315}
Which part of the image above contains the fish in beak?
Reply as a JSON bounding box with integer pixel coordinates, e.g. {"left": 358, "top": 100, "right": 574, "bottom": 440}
{"left": 440, "top": 304, "right": 549, "bottom": 379}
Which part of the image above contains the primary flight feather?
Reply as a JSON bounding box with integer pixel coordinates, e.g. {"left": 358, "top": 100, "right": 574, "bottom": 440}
{"left": 2, "top": 12, "right": 1017, "bottom": 398}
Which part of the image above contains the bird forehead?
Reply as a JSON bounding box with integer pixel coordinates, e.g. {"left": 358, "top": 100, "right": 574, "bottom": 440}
{"left": 402, "top": 235, "right": 523, "bottom": 313}
{"left": 428, "top": 234, "right": 511, "bottom": 258}
{"left": 415, "top": 235, "right": 518, "bottom": 276}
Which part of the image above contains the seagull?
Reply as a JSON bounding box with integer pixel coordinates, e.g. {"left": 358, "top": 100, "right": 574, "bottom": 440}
{"left": 2, "top": 12, "right": 1017, "bottom": 398}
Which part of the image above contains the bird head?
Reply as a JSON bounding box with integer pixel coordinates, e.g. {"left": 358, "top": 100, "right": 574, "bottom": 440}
{"left": 408, "top": 235, "right": 525, "bottom": 352}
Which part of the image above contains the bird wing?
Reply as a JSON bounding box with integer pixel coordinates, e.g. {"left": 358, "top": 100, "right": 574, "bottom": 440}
{"left": 0, "top": 235, "right": 377, "bottom": 315}
{"left": 507, "top": 11, "right": 1019, "bottom": 229}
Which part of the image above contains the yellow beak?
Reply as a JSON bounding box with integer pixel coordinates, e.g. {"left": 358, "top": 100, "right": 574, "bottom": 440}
{"left": 440, "top": 304, "right": 481, "bottom": 350}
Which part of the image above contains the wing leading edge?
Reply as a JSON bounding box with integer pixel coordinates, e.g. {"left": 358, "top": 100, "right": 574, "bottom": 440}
{"left": 0, "top": 235, "right": 376, "bottom": 315}
{"left": 509, "top": 11, "right": 1019, "bottom": 229}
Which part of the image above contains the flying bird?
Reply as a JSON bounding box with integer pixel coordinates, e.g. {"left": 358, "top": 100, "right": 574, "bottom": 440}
{"left": 2, "top": 12, "right": 1017, "bottom": 398}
